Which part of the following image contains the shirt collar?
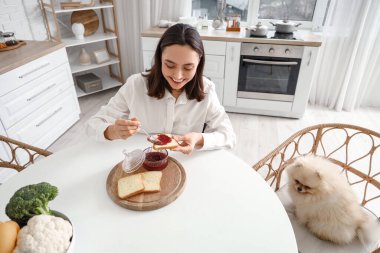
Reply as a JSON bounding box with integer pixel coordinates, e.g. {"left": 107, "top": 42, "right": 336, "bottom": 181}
{"left": 163, "top": 89, "right": 188, "bottom": 105}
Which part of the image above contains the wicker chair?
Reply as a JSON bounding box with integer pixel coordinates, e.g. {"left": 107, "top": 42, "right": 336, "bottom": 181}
{"left": 252, "top": 123, "right": 380, "bottom": 253}
{"left": 0, "top": 135, "right": 52, "bottom": 172}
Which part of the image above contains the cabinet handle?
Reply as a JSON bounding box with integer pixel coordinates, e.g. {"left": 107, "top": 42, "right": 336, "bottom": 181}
{"left": 36, "top": 107, "right": 62, "bottom": 127}
{"left": 19, "top": 62, "right": 50, "bottom": 79}
{"left": 27, "top": 83, "right": 57, "bottom": 102}
{"left": 307, "top": 51, "right": 312, "bottom": 66}
{"left": 230, "top": 46, "right": 234, "bottom": 61}
{"left": 243, "top": 59, "right": 298, "bottom": 66}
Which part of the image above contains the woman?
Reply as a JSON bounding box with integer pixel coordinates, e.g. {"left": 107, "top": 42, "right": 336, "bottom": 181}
{"left": 86, "top": 24, "right": 236, "bottom": 154}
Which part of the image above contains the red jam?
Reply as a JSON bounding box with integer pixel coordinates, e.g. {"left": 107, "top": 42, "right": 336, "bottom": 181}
{"left": 145, "top": 152, "right": 166, "bottom": 161}
{"left": 143, "top": 152, "right": 168, "bottom": 171}
{"left": 157, "top": 134, "right": 172, "bottom": 145}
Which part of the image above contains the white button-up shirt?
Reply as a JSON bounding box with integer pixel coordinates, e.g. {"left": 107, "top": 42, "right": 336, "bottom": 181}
{"left": 86, "top": 73, "right": 236, "bottom": 150}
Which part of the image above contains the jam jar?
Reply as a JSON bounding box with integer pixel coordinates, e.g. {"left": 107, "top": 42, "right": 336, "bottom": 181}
{"left": 2, "top": 32, "right": 17, "bottom": 46}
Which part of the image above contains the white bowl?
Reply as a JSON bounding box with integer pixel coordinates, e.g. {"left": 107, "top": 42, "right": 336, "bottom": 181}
{"left": 51, "top": 211, "right": 75, "bottom": 253}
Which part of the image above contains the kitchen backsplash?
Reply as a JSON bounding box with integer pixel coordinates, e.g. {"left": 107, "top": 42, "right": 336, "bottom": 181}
{"left": 0, "top": 0, "right": 47, "bottom": 40}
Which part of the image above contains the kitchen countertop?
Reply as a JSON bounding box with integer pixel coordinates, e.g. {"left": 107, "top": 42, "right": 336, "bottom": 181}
{"left": 0, "top": 40, "right": 65, "bottom": 75}
{"left": 142, "top": 27, "right": 322, "bottom": 47}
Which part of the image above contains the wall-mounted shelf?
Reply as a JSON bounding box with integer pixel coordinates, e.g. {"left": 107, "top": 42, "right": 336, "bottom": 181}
{"left": 40, "top": 0, "right": 124, "bottom": 98}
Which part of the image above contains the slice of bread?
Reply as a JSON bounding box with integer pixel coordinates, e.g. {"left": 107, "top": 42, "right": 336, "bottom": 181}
{"left": 141, "top": 171, "right": 162, "bottom": 193}
{"left": 117, "top": 174, "right": 145, "bottom": 199}
{"left": 153, "top": 134, "right": 178, "bottom": 150}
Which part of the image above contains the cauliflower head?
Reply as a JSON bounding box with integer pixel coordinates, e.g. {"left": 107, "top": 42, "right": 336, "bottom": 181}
{"left": 13, "top": 214, "right": 73, "bottom": 253}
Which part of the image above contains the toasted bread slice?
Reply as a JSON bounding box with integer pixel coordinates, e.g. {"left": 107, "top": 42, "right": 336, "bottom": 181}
{"left": 153, "top": 134, "right": 178, "bottom": 150}
{"left": 117, "top": 174, "right": 145, "bottom": 199}
{"left": 141, "top": 171, "right": 162, "bottom": 193}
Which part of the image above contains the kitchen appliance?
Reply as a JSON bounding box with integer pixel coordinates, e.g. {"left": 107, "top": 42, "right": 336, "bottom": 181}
{"left": 238, "top": 43, "right": 304, "bottom": 102}
{"left": 245, "top": 22, "right": 268, "bottom": 37}
{"left": 270, "top": 20, "right": 302, "bottom": 33}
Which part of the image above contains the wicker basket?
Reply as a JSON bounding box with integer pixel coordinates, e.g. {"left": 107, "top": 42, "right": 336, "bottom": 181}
{"left": 252, "top": 123, "right": 380, "bottom": 252}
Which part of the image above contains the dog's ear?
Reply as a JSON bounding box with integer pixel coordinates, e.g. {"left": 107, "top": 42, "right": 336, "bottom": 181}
{"left": 293, "top": 161, "right": 303, "bottom": 169}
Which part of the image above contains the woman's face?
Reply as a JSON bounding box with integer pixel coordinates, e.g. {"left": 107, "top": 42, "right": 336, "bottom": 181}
{"left": 161, "top": 44, "right": 200, "bottom": 92}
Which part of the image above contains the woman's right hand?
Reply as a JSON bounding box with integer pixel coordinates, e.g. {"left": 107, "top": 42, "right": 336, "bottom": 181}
{"left": 104, "top": 117, "right": 140, "bottom": 140}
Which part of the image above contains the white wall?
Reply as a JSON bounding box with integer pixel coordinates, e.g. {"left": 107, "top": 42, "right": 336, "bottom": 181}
{"left": 0, "top": 0, "right": 47, "bottom": 40}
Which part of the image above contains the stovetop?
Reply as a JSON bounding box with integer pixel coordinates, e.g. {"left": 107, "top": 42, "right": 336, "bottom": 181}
{"left": 249, "top": 31, "right": 302, "bottom": 41}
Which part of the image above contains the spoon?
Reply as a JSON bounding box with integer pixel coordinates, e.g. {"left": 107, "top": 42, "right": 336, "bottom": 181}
{"left": 139, "top": 127, "right": 162, "bottom": 145}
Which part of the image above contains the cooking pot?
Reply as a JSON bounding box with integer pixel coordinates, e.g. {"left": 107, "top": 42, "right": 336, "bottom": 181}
{"left": 270, "top": 20, "right": 301, "bottom": 33}
{"left": 245, "top": 22, "right": 268, "bottom": 37}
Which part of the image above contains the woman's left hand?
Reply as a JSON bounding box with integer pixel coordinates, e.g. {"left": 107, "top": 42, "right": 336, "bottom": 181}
{"left": 172, "top": 132, "right": 204, "bottom": 155}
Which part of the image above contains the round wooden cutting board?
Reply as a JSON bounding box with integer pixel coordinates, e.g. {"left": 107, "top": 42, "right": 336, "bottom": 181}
{"left": 106, "top": 157, "right": 186, "bottom": 211}
{"left": 71, "top": 10, "right": 99, "bottom": 36}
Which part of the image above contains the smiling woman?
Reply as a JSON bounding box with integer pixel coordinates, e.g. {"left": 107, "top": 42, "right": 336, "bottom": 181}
{"left": 86, "top": 23, "right": 236, "bottom": 155}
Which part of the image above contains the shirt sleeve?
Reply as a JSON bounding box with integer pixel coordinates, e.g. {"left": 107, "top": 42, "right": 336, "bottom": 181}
{"left": 85, "top": 78, "right": 133, "bottom": 141}
{"left": 198, "top": 81, "right": 236, "bottom": 151}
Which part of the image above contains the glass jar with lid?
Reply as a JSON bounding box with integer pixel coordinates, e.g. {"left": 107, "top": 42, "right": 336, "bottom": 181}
{"left": 1, "top": 32, "right": 17, "bottom": 46}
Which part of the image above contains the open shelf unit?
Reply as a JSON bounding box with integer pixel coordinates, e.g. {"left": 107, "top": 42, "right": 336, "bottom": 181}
{"left": 39, "top": 0, "right": 124, "bottom": 98}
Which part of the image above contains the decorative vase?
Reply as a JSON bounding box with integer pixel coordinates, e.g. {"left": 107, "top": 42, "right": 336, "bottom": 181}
{"left": 72, "top": 23, "right": 85, "bottom": 40}
{"left": 79, "top": 47, "right": 91, "bottom": 65}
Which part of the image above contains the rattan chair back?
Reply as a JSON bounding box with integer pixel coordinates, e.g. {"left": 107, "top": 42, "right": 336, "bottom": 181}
{"left": 252, "top": 123, "right": 380, "bottom": 218}
{"left": 0, "top": 135, "right": 52, "bottom": 172}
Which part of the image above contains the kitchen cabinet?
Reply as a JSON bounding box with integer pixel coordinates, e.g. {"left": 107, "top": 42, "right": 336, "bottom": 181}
{"left": 40, "top": 0, "right": 124, "bottom": 98}
{"left": 141, "top": 37, "right": 226, "bottom": 103}
{"left": 142, "top": 28, "right": 322, "bottom": 118}
{"left": 0, "top": 44, "right": 80, "bottom": 164}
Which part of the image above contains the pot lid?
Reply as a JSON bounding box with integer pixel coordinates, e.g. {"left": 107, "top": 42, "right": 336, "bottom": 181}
{"left": 255, "top": 22, "right": 267, "bottom": 29}
{"left": 122, "top": 149, "right": 145, "bottom": 173}
{"left": 278, "top": 20, "right": 297, "bottom": 26}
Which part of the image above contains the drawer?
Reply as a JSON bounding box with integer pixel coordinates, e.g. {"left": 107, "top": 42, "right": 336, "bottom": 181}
{"left": 13, "top": 111, "right": 80, "bottom": 166}
{"left": 0, "top": 48, "right": 69, "bottom": 97}
{"left": 142, "top": 37, "right": 159, "bottom": 51}
{"left": 0, "top": 63, "right": 73, "bottom": 129}
{"left": 203, "top": 41, "right": 226, "bottom": 55}
{"left": 204, "top": 55, "right": 225, "bottom": 78}
{"left": 7, "top": 88, "right": 80, "bottom": 148}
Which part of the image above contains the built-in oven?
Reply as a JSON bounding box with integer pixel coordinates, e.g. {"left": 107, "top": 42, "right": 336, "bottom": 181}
{"left": 238, "top": 43, "right": 304, "bottom": 102}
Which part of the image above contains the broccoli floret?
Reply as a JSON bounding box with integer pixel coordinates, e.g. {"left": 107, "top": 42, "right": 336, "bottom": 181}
{"left": 5, "top": 182, "right": 58, "bottom": 226}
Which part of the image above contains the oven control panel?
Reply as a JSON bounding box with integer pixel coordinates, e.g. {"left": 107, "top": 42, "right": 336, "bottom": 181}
{"left": 241, "top": 43, "right": 304, "bottom": 59}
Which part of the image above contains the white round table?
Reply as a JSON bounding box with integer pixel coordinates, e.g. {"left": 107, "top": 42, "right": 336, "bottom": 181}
{"left": 0, "top": 135, "right": 298, "bottom": 253}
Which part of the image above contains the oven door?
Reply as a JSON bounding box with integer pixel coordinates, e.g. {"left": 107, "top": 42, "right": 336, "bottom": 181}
{"left": 238, "top": 56, "right": 302, "bottom": 102}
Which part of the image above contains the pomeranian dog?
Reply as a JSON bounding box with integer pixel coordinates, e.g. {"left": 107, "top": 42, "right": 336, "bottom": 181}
{"left": 286, "top": 155, "right": 380, "bottom": 247}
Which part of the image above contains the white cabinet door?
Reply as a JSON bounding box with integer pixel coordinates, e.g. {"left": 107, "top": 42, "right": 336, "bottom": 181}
{"left": 141, "top": 37, "right": 159, "bottom": 71}
{"left": 143, "top": 51, "right": 155, "bottom": 71}
{"left": 223, "top": 42, "right": 241, "bottom": 107}
{"left": 292, "top": 46, "right": 320, "bottom": 116}
{"left": 208, "top": 77, "right": 224, "bottom": 104}
{"left": 204, "top": 55, "right": 225, "bottom": 79}
{"left": 142, "top": 37, "right": 159, "bottom": 51}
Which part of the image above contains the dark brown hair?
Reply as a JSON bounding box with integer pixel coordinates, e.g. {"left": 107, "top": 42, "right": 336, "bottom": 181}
{"left": 142, "top": 23, "right": 205, "bottom": 101}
